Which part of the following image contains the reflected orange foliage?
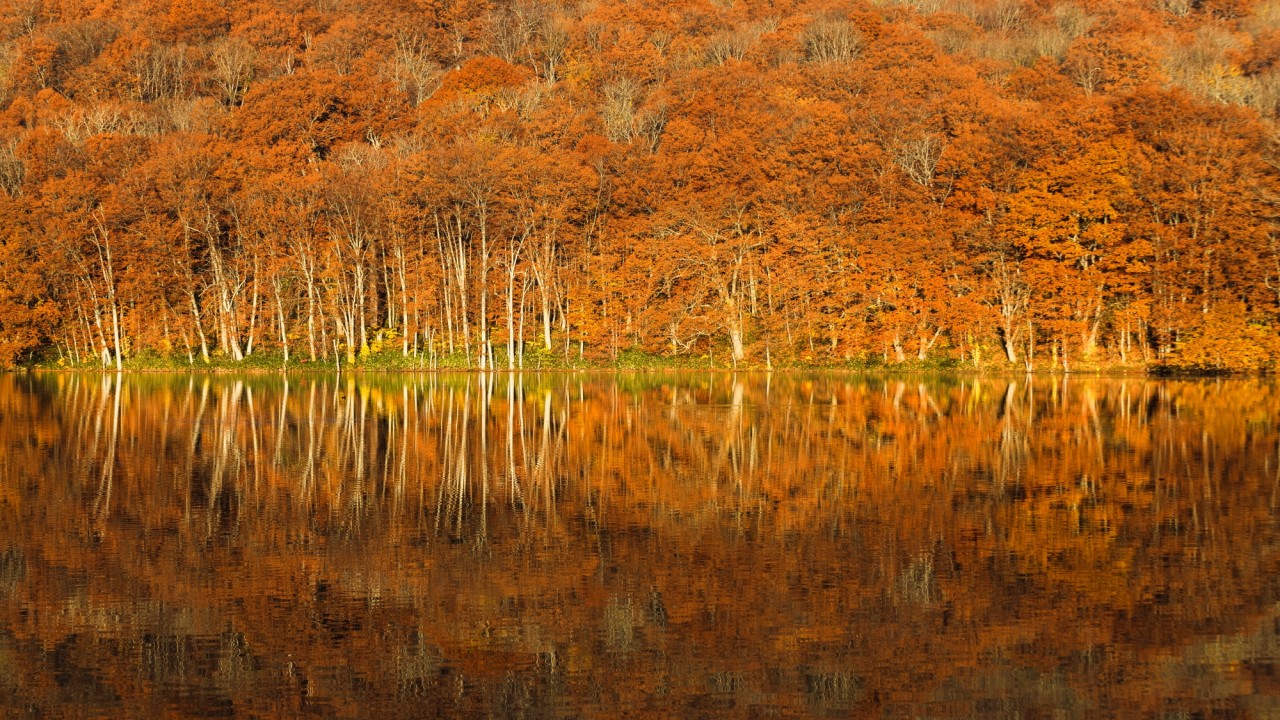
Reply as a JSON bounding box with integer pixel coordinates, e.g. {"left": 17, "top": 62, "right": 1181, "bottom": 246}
{"left": 0, "top": 374, "right": 1278, "bottom": 715}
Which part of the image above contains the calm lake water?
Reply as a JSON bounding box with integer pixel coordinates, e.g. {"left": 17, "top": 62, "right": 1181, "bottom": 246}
{"left": 1, "top": 372, "right": 1278, "bottom": 718}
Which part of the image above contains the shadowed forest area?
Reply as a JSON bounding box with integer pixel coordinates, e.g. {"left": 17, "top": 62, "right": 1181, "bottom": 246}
{"left": 1, "top": 373, "right": 1279, "bottom": 716}
{"left": 0, "top": 0, "right": 1278, "bottom": 371}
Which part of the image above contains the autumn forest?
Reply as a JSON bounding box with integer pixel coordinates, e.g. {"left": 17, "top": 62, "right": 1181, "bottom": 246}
{"left": 0, "top": 0, "right": 1278, "bottom": 371}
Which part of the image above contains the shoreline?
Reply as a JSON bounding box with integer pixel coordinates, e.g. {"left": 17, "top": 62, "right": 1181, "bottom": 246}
{"left": 7, "top": 349, "right": 1254, "bottom": 378}
{"left": 4, "top": 365, "right": 1232, "bottom": 379}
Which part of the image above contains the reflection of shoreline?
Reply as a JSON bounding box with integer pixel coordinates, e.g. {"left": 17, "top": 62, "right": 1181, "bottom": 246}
{"left": 9, "top": 373, "right": 1278, "bottom": 535}
{"left": 0, "top": 374, "right": 1277, "bottom": 717}
{"left": 21, "top": 366, "right": 1167, "bottom": 378}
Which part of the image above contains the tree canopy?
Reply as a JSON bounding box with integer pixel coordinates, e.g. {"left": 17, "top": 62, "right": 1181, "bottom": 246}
{"left": 0, "top": 0, "right": 1277, "bottom": 370}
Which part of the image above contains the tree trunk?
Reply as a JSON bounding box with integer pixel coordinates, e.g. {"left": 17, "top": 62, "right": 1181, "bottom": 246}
{"left": 917, "top": 328, "right": 941, "bottom": 361}
{"left": 305, "top": 283, "right": 317, "bottom": 362}
{"left": 188, "top": 290, "right": 211, "bottom": 362}
{"left": 244, "top": 263, "right": 259, "bottom": 357}
{"left": 541, "top": 288, "right": 553, "bottom": 352}
{"left": 273, "top": 278, "right": 289, "bottom": 364}
{"left": 109, "top": 301, "right": 123, "bottom": 371}
{"left": 92, "top": 224, "right": 124, "bottom": 371}
{"left": 506, "top": 271, "right": 517, "bottom": 370}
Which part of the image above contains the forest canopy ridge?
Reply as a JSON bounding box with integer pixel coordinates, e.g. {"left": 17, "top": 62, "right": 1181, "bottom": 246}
{"left": 0, "top": 0, "right": 1277, "bottom": 371}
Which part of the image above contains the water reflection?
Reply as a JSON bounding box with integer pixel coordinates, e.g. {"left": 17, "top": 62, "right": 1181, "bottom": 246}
{"left": 1, "top": 372, "right": 1279, "bottom": 717}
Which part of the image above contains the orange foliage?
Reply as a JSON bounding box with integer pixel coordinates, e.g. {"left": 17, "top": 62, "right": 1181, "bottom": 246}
{"left": 0, "top": 0, "right": 1275, "bottom": 369}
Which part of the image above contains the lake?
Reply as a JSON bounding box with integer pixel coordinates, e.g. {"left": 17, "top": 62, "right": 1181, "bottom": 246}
{"left": 1, "top": 372, "right": 1277, "bottom": 718}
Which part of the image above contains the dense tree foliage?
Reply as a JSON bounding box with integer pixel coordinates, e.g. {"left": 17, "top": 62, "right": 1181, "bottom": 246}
{"left": 0, "top": 0, "right": 1277, "bottom": 370}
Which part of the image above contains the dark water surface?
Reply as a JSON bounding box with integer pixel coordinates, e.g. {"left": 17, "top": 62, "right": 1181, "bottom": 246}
{"left": 1, "top": 372, "right": 1279, "bottom": 718}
